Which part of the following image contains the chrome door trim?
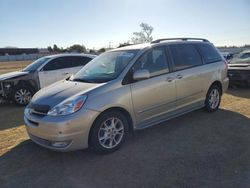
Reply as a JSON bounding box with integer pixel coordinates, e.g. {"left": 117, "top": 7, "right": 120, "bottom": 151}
{"left": 176, "top": 90, "right": 203, "bottom": 101}
{"left": 138, "top": 100, "right": 176, "bottom": 114}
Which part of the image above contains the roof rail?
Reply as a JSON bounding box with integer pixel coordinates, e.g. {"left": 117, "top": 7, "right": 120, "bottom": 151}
{"left": 151, "top": 38, "right": 209, "bottom": 44}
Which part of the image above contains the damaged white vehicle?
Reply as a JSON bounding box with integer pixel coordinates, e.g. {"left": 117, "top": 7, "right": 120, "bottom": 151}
{"left": 0, "top": 54, "right": 96, "bottom": 105}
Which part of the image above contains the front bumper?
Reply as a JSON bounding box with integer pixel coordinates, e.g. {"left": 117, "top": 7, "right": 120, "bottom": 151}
{"left": 228, "top": 69, "right": 250, "bottom": 86}
{"left": 24, "top": 108, "right": 100, "bottom": 151}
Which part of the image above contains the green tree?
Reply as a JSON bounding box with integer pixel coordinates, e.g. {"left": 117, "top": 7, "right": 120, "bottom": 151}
{"left": 131, "top": 23, "right": 154, "bottom": 44}
{"left": 118, "top": 41, "right": 131, "bottom": 48}
{"left": 89, "top": 49, "right": 97, "bottom": 54}
{"left": 98, "top": 48, "right": 106, "bottom": 53}
{"left": 53, "top": 44, "right": 60, "bottom": 52}
{"left": 68, "top": 44, "right": 87, "bottom": 53}
{"left": 47, "top": 46, "right": 53, "bottom": 52}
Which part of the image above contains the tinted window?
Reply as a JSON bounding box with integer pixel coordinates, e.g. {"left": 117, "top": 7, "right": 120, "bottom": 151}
{"left": 132, "top": 47, "right": 169, "bottom": 77}
{"left": 170, "top": 44, "right": 202, "bottom": 71}
{"left": 198, "top": 43, "right": 222, "bottom": 63}
{"left": 43, "top": 57, "right": 72, "bottom": 71}
{"left": 23, "top": 57, "right": 51, "bottom": 72}
{"left": 71, "top": 56, "right": 92, "bottom": 67}
{"left": 240, "top": 53, "right": 250, "bottom": 59}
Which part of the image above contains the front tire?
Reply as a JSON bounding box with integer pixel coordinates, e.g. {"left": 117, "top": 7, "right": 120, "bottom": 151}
{"left": 204, "top": 84, "right": 221, "bottom": 112}
{"left": 12, "top": 85, "right": 34, "bottom": 106}
{"left": 89, "top": 110, "right": 129, "bottom": 154}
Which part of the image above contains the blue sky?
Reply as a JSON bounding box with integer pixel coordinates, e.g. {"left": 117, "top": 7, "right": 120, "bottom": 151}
{"left": 0, "top": 0, "right": 249, "bottom": 48}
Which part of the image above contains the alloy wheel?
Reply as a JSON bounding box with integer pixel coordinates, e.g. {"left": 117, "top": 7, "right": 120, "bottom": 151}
{"left": 14, "top": 88, "right": 32, "bottom": 105}
{"left": 98, "top": 117, "right": 124, "bottom": 149}
{"left": 208, "top": 88, "right": 220, "bottom": 109}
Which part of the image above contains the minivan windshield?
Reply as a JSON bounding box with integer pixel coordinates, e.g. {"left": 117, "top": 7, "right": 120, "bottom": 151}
{"left": 71, "top": 50, "right": 138, "bottom": 83}
{"left": 23, "top": 57, "right": 51, "bottom": 72}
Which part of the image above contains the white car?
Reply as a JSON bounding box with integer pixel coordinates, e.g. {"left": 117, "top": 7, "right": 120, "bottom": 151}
{"left": 0, "top": 54, "right": 96, "bottom": 105}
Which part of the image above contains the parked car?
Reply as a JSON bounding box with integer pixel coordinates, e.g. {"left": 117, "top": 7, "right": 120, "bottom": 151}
{"left": 221, "top": 52, "right": 233, "bottom": 62}
{"left": 0, "top": 54, "right": 96, "bottom": 105}
{"left": 228, "top": 50, "right": 250, "bottom": 87}
{"left": 24, "top": 38, "right": 229, "bottom": 153}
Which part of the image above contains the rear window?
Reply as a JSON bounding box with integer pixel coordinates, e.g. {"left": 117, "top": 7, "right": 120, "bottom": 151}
{"left": 197, "top": 43, "right": 222, "bottom": 64}
{"left": 170, "top": 44, "right": 203, "bottom": 71}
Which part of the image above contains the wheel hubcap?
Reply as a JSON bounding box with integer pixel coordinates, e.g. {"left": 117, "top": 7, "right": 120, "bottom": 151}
{"left": 98, "top": 117, "right": 124, "bottom": 149}
{"left": 208, "top": 89, "right": 220, "bottom": 109}
{"left": 14, "top": 88, "right": 31, "bottom": 105}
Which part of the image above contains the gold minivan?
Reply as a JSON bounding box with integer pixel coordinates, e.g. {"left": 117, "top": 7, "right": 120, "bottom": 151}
{"left": 24, "top": 38, "right": 229, "bottom": 153}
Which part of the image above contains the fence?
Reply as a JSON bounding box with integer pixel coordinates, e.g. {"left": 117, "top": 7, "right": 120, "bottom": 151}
{"left": 0, "top": 54, "right": 44, "bottom": 62}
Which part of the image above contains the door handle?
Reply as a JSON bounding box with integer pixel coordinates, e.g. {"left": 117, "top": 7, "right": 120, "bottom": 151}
{"left": 62, "top": 73, "right": 69, "bottom": 75}
{"left": 166, "top": 77, "right": 174, "bottom": 82}
{"left": 176, "top": 74, "right": 183, "bottom": 79}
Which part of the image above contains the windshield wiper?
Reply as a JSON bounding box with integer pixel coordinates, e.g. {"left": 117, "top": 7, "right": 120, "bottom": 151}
{"left": 72, "top": 78, "right": 93, "bottom": 83}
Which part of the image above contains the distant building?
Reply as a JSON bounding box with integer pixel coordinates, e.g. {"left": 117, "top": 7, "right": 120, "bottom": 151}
{"left": 38, "top": 48, "right": 49, "bottom": 54}
{"left": 0, "top": 48, "right": 39, "bottom": 56}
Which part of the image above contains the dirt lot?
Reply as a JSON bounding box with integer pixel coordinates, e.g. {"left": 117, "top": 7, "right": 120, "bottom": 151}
{"left": 0, "top": 61, "right": 32, "bottom": 74}
{"left": 0, "top": 89, "right": 249, "bottom": 188}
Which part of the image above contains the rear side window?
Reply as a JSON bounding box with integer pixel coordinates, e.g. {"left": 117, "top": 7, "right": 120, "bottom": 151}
{"left": 170, "top": 44, "right": 202, "bottom": 71}
{"left": 71, "top": 56, "right": 92, "bottom": 67}
{"left": 197, "top": 43, "right": 222, "bottom": 63}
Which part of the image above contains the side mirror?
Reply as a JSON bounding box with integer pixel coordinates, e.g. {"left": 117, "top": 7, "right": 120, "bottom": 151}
{"left": 133, "top": 69, "right": 150, "bottom": 81}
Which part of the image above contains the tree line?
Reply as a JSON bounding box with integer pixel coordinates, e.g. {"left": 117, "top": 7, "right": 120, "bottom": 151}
{"left": 47, "top": 23, "right": 154, "bottom": 54}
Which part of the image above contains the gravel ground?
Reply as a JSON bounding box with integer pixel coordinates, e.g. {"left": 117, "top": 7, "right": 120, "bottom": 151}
{"left": 0, "top": 89, "right": 249, "bottom": 188}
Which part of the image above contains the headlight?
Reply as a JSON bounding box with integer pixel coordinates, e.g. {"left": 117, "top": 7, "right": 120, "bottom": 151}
{"left": 47, "top": 95, "right": 87, "bottom": 116}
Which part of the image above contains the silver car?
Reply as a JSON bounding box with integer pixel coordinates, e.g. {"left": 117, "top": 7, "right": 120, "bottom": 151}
{"left": 24, "top": 38, "right": 229, "bottom": 153}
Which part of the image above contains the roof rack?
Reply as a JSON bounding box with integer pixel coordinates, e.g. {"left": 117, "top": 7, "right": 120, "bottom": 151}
{"left": 151, "top": 38, "right": 209, "bottom": 44}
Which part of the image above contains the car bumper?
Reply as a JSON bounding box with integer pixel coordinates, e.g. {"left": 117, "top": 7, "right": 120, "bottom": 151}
{"left": 24, "top": 108, "right": 100, "bottom": 151}
{"left": 228, "top": 70, "right": 250, "bottom": 85}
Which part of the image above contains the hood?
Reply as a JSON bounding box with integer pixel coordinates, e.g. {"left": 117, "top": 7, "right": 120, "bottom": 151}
{"left": 0, "top": 71, "right": 29, "bottom": 81}
{"left": 31, "top": 80, "right": 104, "bottom": 108}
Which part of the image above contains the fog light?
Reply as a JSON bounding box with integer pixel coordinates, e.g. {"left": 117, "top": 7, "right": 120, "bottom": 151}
{"left": 51, "top": 140, "right": 71, "bottom": 148}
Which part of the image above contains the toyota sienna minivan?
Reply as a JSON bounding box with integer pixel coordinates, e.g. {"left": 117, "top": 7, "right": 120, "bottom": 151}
{"left": 24, "top": 38, "right": 229, "bottom": 153}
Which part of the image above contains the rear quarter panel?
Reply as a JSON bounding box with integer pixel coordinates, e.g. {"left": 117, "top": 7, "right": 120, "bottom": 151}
{"left": 201, "top": 61, "right": 227, "bottom": 94}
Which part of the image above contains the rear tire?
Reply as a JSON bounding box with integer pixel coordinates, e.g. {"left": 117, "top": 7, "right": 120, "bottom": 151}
{"left": 11, "top": 85, "right": 34, "bottom": 106}
{"left": 204, "top": 84, "right": 221, "bottom": 112}
{"left": 89, "top": 110, "right": 129, "bottom": 154}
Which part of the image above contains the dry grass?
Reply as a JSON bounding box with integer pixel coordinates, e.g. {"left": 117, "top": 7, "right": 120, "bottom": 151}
{"left": 221, "top": 89, "right": 250, "bottom": 117}
{"left": 0, "top": 126, "right": 27, "bottom": 154}
{"left": 0, "top": 60, "right": 32, "bottom": 74}
{"left": 0, "top": 105, "right": 27, "bottom": 155}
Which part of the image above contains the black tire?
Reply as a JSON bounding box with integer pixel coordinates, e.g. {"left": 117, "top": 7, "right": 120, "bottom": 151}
{"left": 89, "top": 110, "right": 129, "bottom": 154}
{"left": 204, "top": 84, "right": 221, "bottom": 112}
{"left": 11, "top": 85, "right": 34, "bottom": 106}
